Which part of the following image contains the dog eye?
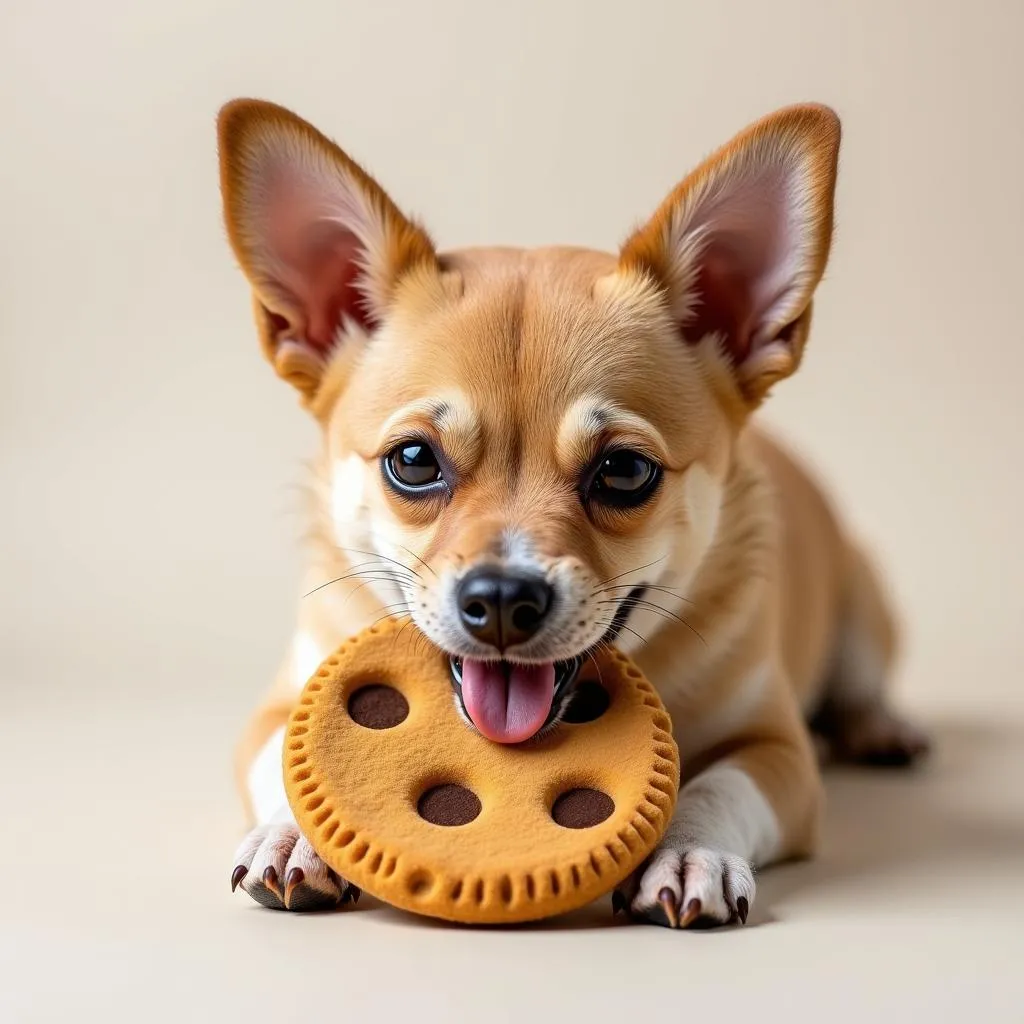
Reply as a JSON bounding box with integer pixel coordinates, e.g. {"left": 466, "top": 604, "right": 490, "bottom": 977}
{"left": 384, "top": 442, "right": 443, "bottom": 490}
{"left": 589, "top": 450, "right": 661, "bottom": 507}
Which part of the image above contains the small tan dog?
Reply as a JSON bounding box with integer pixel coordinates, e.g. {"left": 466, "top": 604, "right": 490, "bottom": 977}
{"left": 219, "top": 99, "right": 928, "bottom": 926}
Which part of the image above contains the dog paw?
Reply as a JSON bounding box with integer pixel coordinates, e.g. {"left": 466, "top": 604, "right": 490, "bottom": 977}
{"left": 833, "top": 707, "right": 931, "bottom": 768}
{"left": 614, "top": 845, "right": 754, "bottom": 929}
{"left": 230, "top": 823, "right": 358, "bottom": 912}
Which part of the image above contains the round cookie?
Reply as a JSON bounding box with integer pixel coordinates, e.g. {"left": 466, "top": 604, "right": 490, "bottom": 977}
{"left": 284, "top": 619, "right": 679, "bottom": 924}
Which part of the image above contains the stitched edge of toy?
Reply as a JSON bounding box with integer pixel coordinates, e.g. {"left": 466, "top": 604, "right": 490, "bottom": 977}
{"left": 285, "top": 625, "right": 679, "bottom": 923}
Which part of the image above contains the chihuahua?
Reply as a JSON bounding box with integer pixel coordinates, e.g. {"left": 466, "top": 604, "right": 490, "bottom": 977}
{"left": 219, "top": 99, "right": 928, "bottom": 926}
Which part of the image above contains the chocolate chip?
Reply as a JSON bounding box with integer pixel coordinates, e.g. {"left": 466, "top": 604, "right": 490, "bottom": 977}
{"left": 417, "top": 784, "right": 482, "bottom": 826}
{"left": 562, "top": 680, "right": 611, "bottom": 723}
{"left": 347, "top": 685, "right": 409, "bottom": 729}
{"left": 551, "top": 788, "right": 614, "bottom": 828}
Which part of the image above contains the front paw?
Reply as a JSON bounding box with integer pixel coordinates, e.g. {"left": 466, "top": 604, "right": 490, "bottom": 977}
{"left": 230, "top": 823, "right": 359, "bottom": 912}
{"left": 615, "top": 845, "right": 754, "bottom": 929}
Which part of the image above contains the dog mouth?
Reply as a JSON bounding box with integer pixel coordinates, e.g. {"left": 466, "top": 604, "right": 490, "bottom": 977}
{"left": 445, "top": 584, "right": 647, "bottom": 745}
{"left": 448, "top": 656, "right": 583, "bottom": 744}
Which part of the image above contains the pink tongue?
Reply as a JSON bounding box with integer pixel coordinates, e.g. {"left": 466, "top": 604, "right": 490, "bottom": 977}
{"left": 460, "top": 660, "right": 556, "bottom": 743}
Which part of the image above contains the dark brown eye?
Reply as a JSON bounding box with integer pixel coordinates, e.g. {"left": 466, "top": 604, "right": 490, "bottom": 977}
{"left": 589, "top": 450, "right": 660, "bottom": 508}
{"left": 384, "top": 442, "right": 443, "bottom": 491}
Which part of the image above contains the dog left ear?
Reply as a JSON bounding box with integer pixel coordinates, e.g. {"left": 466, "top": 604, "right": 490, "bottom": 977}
{"left": 619, "top": 104, "right": 841, "bottom": 404}
{"left": 217, "top": 99, "right": 437, "bottom": 399}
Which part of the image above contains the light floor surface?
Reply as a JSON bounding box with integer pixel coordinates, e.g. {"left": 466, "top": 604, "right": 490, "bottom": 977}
{"left": 3, "top": 686, "right": 1021, "bottom": 1023}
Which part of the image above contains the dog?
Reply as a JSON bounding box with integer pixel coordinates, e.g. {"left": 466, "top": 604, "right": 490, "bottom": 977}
{"left": 219, "top": 99, "right": 929, "bottom": 926}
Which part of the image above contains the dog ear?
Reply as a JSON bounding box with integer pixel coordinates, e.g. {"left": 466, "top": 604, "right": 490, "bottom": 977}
{"left": 619, "top": 105, "right": 840, "bottom": 405}
{"left": 217, "top": 99, "right": 437, "bottom": 397}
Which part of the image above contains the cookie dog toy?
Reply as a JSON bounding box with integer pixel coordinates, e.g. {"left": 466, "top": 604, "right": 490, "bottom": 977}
{"left": 284, "top": 618, "right": 680, "bottom": 924}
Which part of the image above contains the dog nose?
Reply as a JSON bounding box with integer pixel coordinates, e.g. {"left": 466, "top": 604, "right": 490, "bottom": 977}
{"left": 456, "top": 569, "right": 553, "bottom": 650}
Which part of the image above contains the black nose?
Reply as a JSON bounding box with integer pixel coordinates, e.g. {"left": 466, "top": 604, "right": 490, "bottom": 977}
{"left": 456, "top": 569, "right": 554, "bottom": 650}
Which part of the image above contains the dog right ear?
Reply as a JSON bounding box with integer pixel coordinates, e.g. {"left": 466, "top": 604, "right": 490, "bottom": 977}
{"left": 217, "top": 100, "right": 437, "bottom": 398}
{"left": 618, "top": 104, "right": 840, "bottom": 407}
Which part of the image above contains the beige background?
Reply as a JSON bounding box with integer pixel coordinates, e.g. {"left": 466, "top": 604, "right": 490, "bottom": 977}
{"left": 2, "top": 0, "right": 1022, "bottom": 1020}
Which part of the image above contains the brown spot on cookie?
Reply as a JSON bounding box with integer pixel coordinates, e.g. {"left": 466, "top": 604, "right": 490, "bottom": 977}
{"left": 347, "top": 685, "right": 409, "bottom": 729}
{"left": 551, "top": 788, "right": 614, "bottom": 828}
{"left": 417, "top": 783, "right": 482, "bottom": 826}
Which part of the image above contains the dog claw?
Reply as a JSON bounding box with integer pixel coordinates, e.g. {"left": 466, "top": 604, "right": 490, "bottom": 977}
{"left": 678, "top": 898, "right": 702, "bottom": 928}
{"left": 736, "top": 896, "right": 749, "bottom": 925}
{"left": 230, "top": 865, "right": 247, "bottom": 892}
{"left": 612, "top": 890, "right": 627, "bottom": 916}
{"left": 658, "top": 887, "right": 680, "bottom": 928}
{"left": 284, "top": 867, "right": 304, "bottom": 906}
{"left": 262, "top": 865, "right": 282, "bottom": 899}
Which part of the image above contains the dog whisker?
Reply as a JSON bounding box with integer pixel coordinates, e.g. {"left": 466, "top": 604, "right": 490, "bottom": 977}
{"left": 596, "top": 595, "right": 685, "bottom": 622}
{"left": 583, "top": 642, "right": 611, "bottom": 692}
{"left": 343, "top": 576, "right": 414, "bottom": 604}
{"left": 336, "top": 545, "right": 424, "bottom": 582}
{"left": 596, "top": 582, "right": 694, "bottom": 605}
{"left": 370, "top": 609, "right": 413, "bottom": 631}
{"left": 596, "top": 596, "right": 689, "bottom": 628}
{"left": 595, "top": 556, "right": 668, "bottom": 589}
{"left": 392, "top": 542, "right": 438, "bottom": 581}
{"left": 598, "top": 595, "right": 707, "bottom": 647}
{"left": 393, "top": 616, "right": 434, "bottom": 655}
{"left": 314, "top": 573, "right": 414, "bottom": 603}
{"left": 594, "top": 618, "right": 650, "bottom": 647}
{"left": 344, "top": 558, "right": 419, "bottom": 578}
{"left": 370, "top": 600, "right": 412, "bottom": 617}
{"left": 303, "top": 568, "right": 415, "bottom": 599}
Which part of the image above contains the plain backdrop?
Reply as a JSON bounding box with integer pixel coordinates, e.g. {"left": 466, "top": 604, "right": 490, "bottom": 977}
{"left": 2, "top": 1, "right": 1022, "bottom": 1021}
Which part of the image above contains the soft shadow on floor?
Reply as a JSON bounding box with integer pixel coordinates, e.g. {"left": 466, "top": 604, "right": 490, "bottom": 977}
{"left": 756, "top": 715, "right": 1024, "bottom": 916}
{"left": 359, "top": 894, "right": 617, "bottom": 933}
{"left": 332, "top": 715, "right": 1024, "bottom": 934}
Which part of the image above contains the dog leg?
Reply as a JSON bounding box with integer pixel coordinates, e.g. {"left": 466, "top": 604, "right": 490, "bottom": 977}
{"left": 812, "top": 544, "right": 930, "bottom": 767}
{"left": 230, "top": 726, "right": 359, "bottom": 911}
{"left": 231, "top": 821, "right": 358, "bottom": 911}
{"left": 617, "top": 685, "right": 821, "bottom": 928}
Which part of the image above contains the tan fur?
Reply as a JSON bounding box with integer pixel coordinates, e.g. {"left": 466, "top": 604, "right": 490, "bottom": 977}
{"left": 221, "top": 100, "right": 920, "bottom": 923}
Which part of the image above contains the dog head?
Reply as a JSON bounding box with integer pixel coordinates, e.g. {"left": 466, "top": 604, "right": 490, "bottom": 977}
{"left": 218, "top": 100, "right": 839, "bottom": 743}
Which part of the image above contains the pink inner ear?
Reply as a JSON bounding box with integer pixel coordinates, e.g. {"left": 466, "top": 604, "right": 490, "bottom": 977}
{"left": 264, "top": 176, "right": 374, "bottom": 353}
{"left": 680, "top": 172, "right": 795, "bottom": 362}
{"left": 298, "top": 229, "right": 370, "bottom": 352}
{"left": 689, "top": 238, "right": 759, "bottom": 363}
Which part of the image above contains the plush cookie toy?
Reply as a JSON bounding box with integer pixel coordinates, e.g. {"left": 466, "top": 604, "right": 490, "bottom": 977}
{"left": 285, "top": 618, "right": 679, "bottom": 924}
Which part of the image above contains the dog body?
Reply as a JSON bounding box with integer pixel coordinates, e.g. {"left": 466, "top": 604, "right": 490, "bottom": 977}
{"left": 221, "top": 103, "right": 927, "bottom": 924}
